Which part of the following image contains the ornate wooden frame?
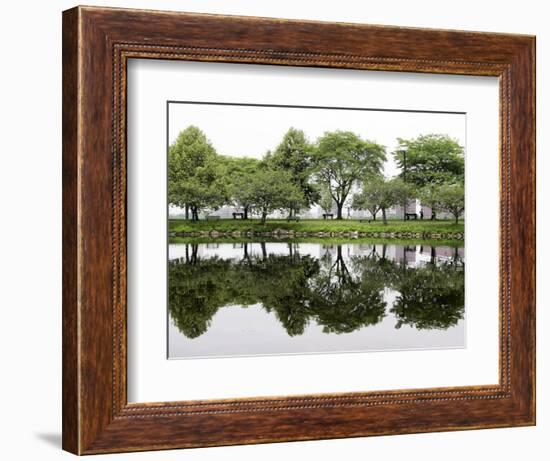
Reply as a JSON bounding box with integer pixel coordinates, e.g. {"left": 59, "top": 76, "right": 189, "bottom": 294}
{"left": 62, "top": 5, "right": 536, "bottom": 455}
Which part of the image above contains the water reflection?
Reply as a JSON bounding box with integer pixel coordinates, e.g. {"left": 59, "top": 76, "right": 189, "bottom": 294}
{"left": 168, "top": 241, "right": 464, "bottom": 357}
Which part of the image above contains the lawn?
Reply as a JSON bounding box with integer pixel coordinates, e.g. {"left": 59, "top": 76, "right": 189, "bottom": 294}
{"left": 169, "top": 218, "right": 464, "bottom": 239}
{"left": 169, "top": 235, "right": 463, "bottom": 247}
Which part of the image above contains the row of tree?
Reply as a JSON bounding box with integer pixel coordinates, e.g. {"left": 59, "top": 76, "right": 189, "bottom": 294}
{"left": 352, "top": 179, "right": 464, "bottom": 224}
{"left": 168, "top": 126, "right": 465, "bottom": 224}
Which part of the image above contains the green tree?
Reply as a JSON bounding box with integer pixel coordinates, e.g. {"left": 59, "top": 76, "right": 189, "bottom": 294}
{"left": 313, "top": 131, "right": 386, "bottom": 219}
{"left": 352, "top": 179, "right": 383, "bottom": 221}
{"left": 265, "top": 128, "right": 319, "bottom": 218}
{"left": 372, "top": 178, "right": 413, "bottom": 225}
{"left": 318, "top": 185, "right": 334, "bottom": 215}
{"left": 393, "top": 134, "right": 464, "bottom": 187}
{"left": 391, "top": 262, "right": 464, "bottom": 330}
{"left": 308, "top": 246, "right": 386, "bottom": 333}
{"left": 419, "top": 184, "right": 441, "bottom": 220}
{"left": 256, "top": 252, "right": 321, "bottom": 337}
{"left": 168, "top": 253, "right": 233, "bottom": 338}
{"left": 168, "top": 126, "right": 226, "bottom": 220}
{"left": 248, "top": 168, "right": 303, "bottom": 224}
{"left": 438, "top": 183, "right": 465, "bottom": 224}
{"left": 220, "top": 156, "right": 260, "bottom": 219}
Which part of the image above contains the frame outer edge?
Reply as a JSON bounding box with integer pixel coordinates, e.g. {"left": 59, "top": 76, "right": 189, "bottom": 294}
{"left": 63, "top": 6, "right": 536, "bottom": 454}
{"left": 62, "top": 6, "right": 81, "bottom": 455}
{"left": 497, "top": 37, "right": 536, "bottom": 424}
{"left": 521, "top": 36, "right": 536, "bottom": 425}
{"left": 531, "top": 36, "right": 537, "bottom": 425}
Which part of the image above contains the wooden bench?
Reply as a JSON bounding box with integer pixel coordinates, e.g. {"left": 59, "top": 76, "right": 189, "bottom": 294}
{"left": 206, "top": 215, "right": 220, "bottom": 221}
{"left": 359, "top": 218, "right": 372, "bottom": 223}
{"left": 232, "top": 212, "right": 244, "bottom": 219}
{"left": 286, "top": 216, "right": 301, "bottom": 222}
{"left": 322, "top": 213, "right": 334, "bottom": 220}
{"left": 404, "top": 213, "right": 418, "bottom": 220}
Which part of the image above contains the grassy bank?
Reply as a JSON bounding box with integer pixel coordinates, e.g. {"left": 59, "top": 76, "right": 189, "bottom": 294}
{"left": 169, "top": 235, "right": 463, "bottom": 247}
{"left": 169, "top": 218, "right": 464, "bottom": 239}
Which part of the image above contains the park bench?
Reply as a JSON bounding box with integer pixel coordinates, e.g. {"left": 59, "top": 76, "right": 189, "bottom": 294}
{"left": 359, "top": 218, "right": 372, "bottom": 223}
{"left": 404, "top": 213, "right": 418, "bottom": 220}
{"left": 286, "top": 216, "right": 301, "bottom": 222}
{"left": 322, "top": 213, "right": 334, "bottom": 220}
{"left": 206, "top": 215, "right": 220, "bottom": 221}
{"left": 232, "top": 212, "right": 244, "bottom": 219}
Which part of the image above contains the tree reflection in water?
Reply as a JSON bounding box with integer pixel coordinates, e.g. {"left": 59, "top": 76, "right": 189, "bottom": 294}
{"left": 168, "top": 242, "right": 464, "bottom": 339}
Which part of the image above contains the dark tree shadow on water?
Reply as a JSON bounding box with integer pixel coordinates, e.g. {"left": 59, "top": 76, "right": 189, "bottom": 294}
{"left": 168, "top": 243, "right": 465, "bottom": 338}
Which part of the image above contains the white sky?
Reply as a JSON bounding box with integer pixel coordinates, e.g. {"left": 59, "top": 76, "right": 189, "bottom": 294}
{"left": 168, "top": 102, "right": 466, "bottom": 178}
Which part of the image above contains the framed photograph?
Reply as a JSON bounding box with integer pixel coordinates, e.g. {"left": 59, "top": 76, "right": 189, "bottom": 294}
{"left": 62, "top": 6, "right": 535, "bottom": 455}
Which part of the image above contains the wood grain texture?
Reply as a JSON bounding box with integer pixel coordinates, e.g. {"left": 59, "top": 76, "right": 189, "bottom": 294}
{"left": 61, "top": 7, "right": 79, "bottom": 454}
{"left": 62, "top": 5, "right": 536, "bottom": 455}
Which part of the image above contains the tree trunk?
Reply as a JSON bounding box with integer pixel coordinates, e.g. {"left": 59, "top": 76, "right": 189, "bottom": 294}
{"left": 382, "top": 208, "right": 387, "bottom": 225}
{"left": 190, "top": 244, "right": 198, "bottom": 264}
{"left": 371, "top": 208, "right": 379, "bottom": 221}
{"left": 336, "top": 202, "right": 343, "bottom": 220}
{"left": 335, "top": 245, "right": 351, "bottom": 286}
{"left": 336, "top": 244, "right": 343, "bottom": 265}
{"left": 185, "top": 204, "right": 189, "bottom": 220}
{"left": 261, "top": 210, "right": 267, "bottom": 225}
{"left": 243, "top": 206, "right": 249, "bottom": 220}
{"left": 455, "top": 214, "right": 459, "bottom": 225}
{"left": 260, "top": 242, "right": 267, "bottom": 260}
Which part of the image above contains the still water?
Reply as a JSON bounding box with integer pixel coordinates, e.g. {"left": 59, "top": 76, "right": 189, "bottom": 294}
{"left": 168, "top": 241, "right": 465, "bottom": 359}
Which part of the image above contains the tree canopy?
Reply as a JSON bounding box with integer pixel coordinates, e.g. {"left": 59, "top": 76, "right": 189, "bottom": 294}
{"left": 313, "top": 131, "right": 386, "bottom": 219}
{"left": 437, "top": 183, "right": 465, "bottom": 224}
{"left": 264, "top": 128, "right": 319, "bottom": 217}
{"left": 393, "top": 134, "right": 464, "bottom": 187}
{"left": 352, "top": 178, "right": 383, "bottom": 221}
{"left": 354, "top": 178, "right": 413, "bottom": 225}
{"left": 168, "top": 126, "right": 226, "bottom": 220}
{"left": 419, "top": 184, "right": 441, "bottom": 219}
{"left": 246, "top": 168, "right": 303, "bottom": 224}
{"left": 219, "top": 156, "right": 260, "bottom": 219}
{"left": 391, "top": 262, "right": 464, "bottom": 330}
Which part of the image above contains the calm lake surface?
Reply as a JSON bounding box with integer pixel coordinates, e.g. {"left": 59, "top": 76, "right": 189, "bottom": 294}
{"left": 168, "top": 240, "right": 465, "bottom": 359}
